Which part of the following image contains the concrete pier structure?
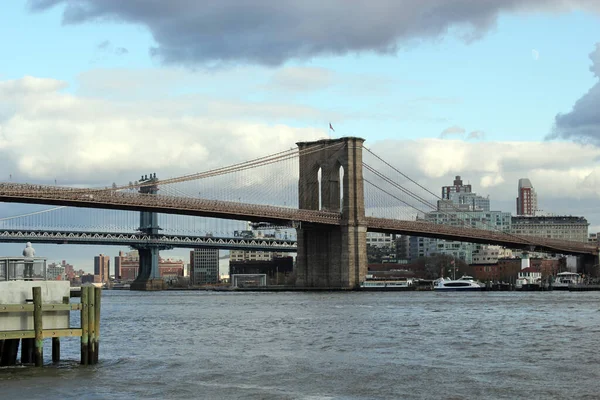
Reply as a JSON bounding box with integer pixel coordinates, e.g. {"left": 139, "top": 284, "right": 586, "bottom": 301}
{"left": 295, "top": 137, "right": 367, "bottom": 288}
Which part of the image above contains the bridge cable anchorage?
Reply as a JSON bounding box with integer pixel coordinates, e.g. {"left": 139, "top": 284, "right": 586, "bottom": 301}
{"left": 362, "top": 146, "right": 576, "bottom": 251}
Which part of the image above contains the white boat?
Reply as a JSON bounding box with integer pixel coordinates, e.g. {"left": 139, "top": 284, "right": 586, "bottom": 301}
{"left": 434, "top": 276, "right": 483, "bottom": 291}
{"left": 360, "top": 278, "right": 415, "bottom": 291}
{"left": 552, "top": 272, "right": 581, "bottom": 290}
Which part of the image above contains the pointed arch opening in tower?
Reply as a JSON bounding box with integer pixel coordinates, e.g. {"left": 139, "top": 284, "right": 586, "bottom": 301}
{"left": 339, "top": 164, "right": 345, "bottom": 212}
{"left": 317, "top": 166, "right": 323, "bottom": 211}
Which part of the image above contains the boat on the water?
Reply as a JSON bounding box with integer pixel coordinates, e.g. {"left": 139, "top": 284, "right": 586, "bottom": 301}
{"left": 434, "top": 276, "right": 483, "bottom": 291}
{"left": 360, "top": 278, "right": 416, "bottom": 291}
{"left": 552, "top": 272, "right": 581, "bottom": 290}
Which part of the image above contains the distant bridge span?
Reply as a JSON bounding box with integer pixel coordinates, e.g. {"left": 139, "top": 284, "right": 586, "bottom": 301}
{"left": 0, "top": 229, "right": 297, "bottom": 251}
{"left": 0, "top": 183, "right": 596, "bottom": 256}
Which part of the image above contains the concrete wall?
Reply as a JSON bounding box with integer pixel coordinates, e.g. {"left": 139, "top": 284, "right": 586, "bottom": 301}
{"left": 0, "top": 281, "right": 71, "bottom": 330}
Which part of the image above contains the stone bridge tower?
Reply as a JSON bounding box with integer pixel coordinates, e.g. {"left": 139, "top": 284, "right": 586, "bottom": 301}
{"left": 295, "top": 137, "right": 367, "bottom": 288}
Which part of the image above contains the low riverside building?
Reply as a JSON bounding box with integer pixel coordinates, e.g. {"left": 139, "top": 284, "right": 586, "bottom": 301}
{"left": 230, "top": 256, "right": 294, "bottom": 285}
{"left": 469, "top": 257, "right": 566, "bottom": 282}
{"left": 117, "top": 250, "right": 185, "bottom": 281}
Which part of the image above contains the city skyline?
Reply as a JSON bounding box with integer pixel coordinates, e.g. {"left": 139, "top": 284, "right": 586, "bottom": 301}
{"left": 1, "top": 2, "right": 600, "bottom": 264}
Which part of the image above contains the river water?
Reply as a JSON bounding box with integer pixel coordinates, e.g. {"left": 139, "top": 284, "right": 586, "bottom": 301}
{"left": 2, "top": 290, "right": 600, "bottom": 399}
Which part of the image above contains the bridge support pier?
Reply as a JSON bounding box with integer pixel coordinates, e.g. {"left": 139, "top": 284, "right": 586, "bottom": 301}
{"left": 295, "top": 137, "right": 367, "bottom": 289}
{"left": 130, "top": 246, "right": 166, "bottom": 291}
{"left": 130, "top": 174, "right": 168, "bottom": 291}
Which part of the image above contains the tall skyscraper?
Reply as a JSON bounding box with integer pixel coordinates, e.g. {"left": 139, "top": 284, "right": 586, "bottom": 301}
{"left": 439, "top": 175, "right": 489, "bottom": 211}
{"left": 190, "top": 249, "right": 219, "bottom": 285}
{"left": 516, "top": 178, "right": 537, "bottom": 216}
{"left": 94, "top": 254, "right": 110, "bottom": 283}
{"left": 442, "top": 175, "right": 472, "bottom": 199}
{"left": 114, "top": 251, "right": 124, "bottom": 280}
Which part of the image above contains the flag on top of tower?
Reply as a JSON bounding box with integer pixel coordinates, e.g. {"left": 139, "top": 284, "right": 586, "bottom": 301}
{"left": 329, "top": 123, "right": 335, "bottom": 132}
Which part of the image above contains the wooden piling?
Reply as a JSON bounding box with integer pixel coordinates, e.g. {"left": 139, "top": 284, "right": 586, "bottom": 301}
{"left": 94, "top": 286, "right": 101, "bottom": 364}
{"left": 80, "top": 285, "right": 89, "bottom": 365}
{"left": 32, "top": 286, "right": 43, "bottom": 367}
{"left": 87, "top": 286, "right": 96, "bottom": 364}
{"left": 51, "top": 296, "right": 68, "bottom": 364}
{"left": 21, "top": 338, "right": 34, "bottom": 364}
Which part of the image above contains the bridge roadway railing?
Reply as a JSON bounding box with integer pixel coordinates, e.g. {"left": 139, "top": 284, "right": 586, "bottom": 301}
{"left": 0, "top": 229, "right": 298, "bottom": 251}
{"left": 365, "top": 217, "right": 598, "bottom": 256}
{"left": 0, "top": 183, "right": 341, "bottom": 226}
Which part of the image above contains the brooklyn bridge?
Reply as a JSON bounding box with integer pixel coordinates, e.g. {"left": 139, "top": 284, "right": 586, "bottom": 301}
{"left": 0, "top": 137, "right": 596, "bottom": 289}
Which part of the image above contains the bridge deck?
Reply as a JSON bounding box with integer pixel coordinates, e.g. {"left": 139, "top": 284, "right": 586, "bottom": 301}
{"left": 0, "top": 183, "right": 596, "bottom": 255}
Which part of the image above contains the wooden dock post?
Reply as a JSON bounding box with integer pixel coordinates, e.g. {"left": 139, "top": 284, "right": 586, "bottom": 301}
{"left": 32, "top": 286, "right": 43, "bottom": 367}
{"left": 80, "top": 285, "right": 89, "bottom": 365}
{"left": 51, "top": 296, "right": 69, "bottom": 364}
{"left": 87, "top": 286, "right": 96, "bottom": 364}
{"left": 94, "top": 286, "right": 101, "bottom": 364}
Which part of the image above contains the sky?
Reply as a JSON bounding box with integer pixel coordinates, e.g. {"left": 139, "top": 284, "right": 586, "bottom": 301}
{"left": 1, "top": 1, "right": 600, "bottom": 273}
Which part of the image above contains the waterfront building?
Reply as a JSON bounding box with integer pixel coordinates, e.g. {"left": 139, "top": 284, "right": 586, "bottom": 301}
{"left": 230, "top": 249, "right": 287, "bottom": 262}
{"left": 469, "top": 257, "right": 564, "bottom": 282}
{"left": 230, "top": 230, "right": 289, "bottom": 262}
{"left": 159, "top": 258, "right": 185, "bottom": 279}
{"left": 366, "top": 232, "right": 395, "bottom": 248}
{"left": 190, "top": 248, "right": 219, "bottom": 285}
{"left": 230, "top": 257, "right": 293, "bottom": 285}
{"left": 114, "top": 251, "right": 124, "bottom": 280}
{"left": 117, "top": 250, "right": 139, "bottom": 281}
{"left": 516, "top": 178, "right": 538, "bottom": 216}
{"left": 472, "top": 246, "right": 514, "bottom": 264}
{"left": 395, "top": 235, "right": 411, "bottom": 260}
{"left": 416, "top": 209, "right": 512, "bottom": 264}
{"left": 511, "top": 216, "right": 589, "bottom": 242}
{"left": 117, "top": 251, "right": 184, "bottom": 281}
{"left": 94, "top": 254, "right": 110, "bottom": 283}
{"left": 46, "top": 263, "right": 66, "bottom": 280}
{"left": 408, "top": 176, "right": 509, "bottom": 264}
{"left": 440, "top": 175, "right": 490, "bottom": 212}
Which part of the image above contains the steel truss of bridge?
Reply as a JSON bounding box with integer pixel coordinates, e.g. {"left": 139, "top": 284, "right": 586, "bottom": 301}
{"left": 0, "top": 230, "right": 297, "bottom": 252}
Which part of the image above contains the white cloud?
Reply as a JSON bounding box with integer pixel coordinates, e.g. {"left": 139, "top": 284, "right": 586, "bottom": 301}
{"left": 0, "top": 75, "right": 325, "bottom": 183}
{"left": 368, "top": 138, "right": 600, "bottom": 208}
{"left": 3, "top": 74, "right": 600, "bottom": 226}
